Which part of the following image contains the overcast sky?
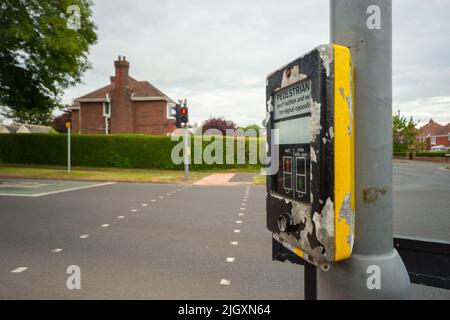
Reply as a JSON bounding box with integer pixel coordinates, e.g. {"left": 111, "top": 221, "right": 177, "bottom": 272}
{"left": 63, "top": 0, "right": 450, "bottom": 127}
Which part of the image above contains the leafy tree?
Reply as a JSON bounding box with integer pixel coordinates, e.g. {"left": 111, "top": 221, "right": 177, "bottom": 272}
{"left": 0, "top": 0, "right": 97, "bottom": 120}
{"left": 393, "top": 110, "right": 419, "bottom": 152}
{"left": 52, "top": 110, "right": 72, "bottom": 133}
{"left": 202, "top": 117, "right": 237, "bottom": 135}
{"left": 0, "top": 106, "right": 53, "bottom": 125}
{"left": 237, "top": 124, "right": 262, "bottom": 136}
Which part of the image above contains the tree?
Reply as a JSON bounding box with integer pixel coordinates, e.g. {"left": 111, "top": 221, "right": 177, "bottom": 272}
{"left": 237, "top": 124, "right": 262, "bottom": 137}
{"left": 0, "top": 0, "right": 97, "bottom": 120}
{"left": 393, "top": 111, "right": 419, "bottom": 152}
{"left": 0, "top": 106, "right": 54, "bottom": 125}
{"left": 202, "top": 117, "right": 237, "bottom": 135}
{"left": 52, "top": 110, "right": 72, "bottom": 133}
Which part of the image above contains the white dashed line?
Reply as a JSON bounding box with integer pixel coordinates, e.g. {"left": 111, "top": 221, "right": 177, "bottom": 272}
{"left": 234, "top": 229, "right": 241, "bottom": 233}
{"left": 80, "top": 234, "right": 89, "bottom": 239}
{"left": 230, "top": 241, "right": 239, "bottom": 246}
{"left": 101, "top": 224, "right": 110, "bottom": 228}
{"left": 51, "top": 248, "right": 63, "bottom": 253}
{"left": 159, "top": 196, "right": 164, "bottom": 199}
{"left": 117, "top": 216, "right": 125, "bottom": 219}
{"left": 240, "top": 207, "right": 245, "bottom": 210}
{"left": 166, "top": 193, "right": 171, "bottom": 196}
{"left": 238, "top": 213, "right": 244, "bottom": 216}
{"left": 226, "top": 257, "right": 235, "bottom": 263}
{"left": 142, "top": 204, "right": 148, "bottom": 207}
{"left": 236, "top": 220, "right": 243, "bottom": 224}
{"left": 241, "top": 203, "right": 246, "bottom": 206}
{"left": 131, "top": 209, "right": 138, "bottom": 212}
{"left": 220, "top": 279, "right": 231, "bottom": 286}
{"left": 11, "top": 267, "right": 28, "bottom": 273}
{"left": 151, "top": 199, "right": 156, "bottom": 202}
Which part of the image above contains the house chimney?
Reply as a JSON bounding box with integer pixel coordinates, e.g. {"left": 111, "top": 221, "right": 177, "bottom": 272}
{"left": 110, "top": 55, "right": 133, "bottom": 133}
{"left": 114, "top": 55, "right": 129, "bottom": 87}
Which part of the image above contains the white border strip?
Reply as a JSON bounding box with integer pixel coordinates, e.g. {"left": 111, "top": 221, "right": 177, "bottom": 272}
{"left": 0, "top": 182, "right": 116, "bottom": 197}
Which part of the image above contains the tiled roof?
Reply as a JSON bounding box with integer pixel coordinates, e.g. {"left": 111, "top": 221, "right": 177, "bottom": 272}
{"left": 75, "top": 77, "right": 174, "bottom": 103}
{"left": 418, "top": 119, "right": 444, "bottom": 138}
{"left": 436, "top": 123, "right": 450, "bottom": 136}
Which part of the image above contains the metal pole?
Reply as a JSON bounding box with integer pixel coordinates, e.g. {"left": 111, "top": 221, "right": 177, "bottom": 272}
{"left": 184, "top": 130, "right": 190, "bottom": 180}
{"left": 318, "top": 0, "right": 410, "bottom": 299}
{"left": 304, "top": 262, "right": 317, "bottom": 300}
{"left": 67, "top": 126, "right": 71, "bottom": 174}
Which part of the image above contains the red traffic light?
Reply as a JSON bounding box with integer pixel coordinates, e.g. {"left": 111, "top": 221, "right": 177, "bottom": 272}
{"left": 181, "top": 107, "right": 187, "bottom": 115}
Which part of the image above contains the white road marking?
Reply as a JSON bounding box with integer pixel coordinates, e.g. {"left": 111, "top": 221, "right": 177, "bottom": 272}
{"left": 241, "top": 203, "right": 246, "bottom": 206}
{"left": 230, "top": 241, "right": 239, "bottom": 246}
{"left": 117, "top": 216, "right": 125, "bottom": 219}
{"left": 240, "top": 207, "right": 245, "bottom": 210}
{"left": 80, "top": 234, "right": 89, "bottom": 239}
{"left": 236, "top": 220, "right": 243, "bottom": 224}
{"left": 166, "top": 193, "right": 171, "bottom": 196}
{"left": 238, "top": 213, "right": 244, "bottom": 216}
{"left": 151, "top": 199, "right": 156, "bottom": 202}
{"left": 220, "top": 279, "right": 231, "bottom": 286}
{"left": 226, "top": 257, "right": 235, "bottom": 263}
{"left": 11, "top": 267, "right": 28, "bottom": 273}
{"left": 243, "top": 199, "right": 247, "bottom": 202}
{"left": 131, "top": 209, "right": 138, "bottom": 212}
{"left": 234, "top": 229, "right": 241, "bottom": 233}
{"left": 159, "top": 196, "right": 164, "bottom": 199}
{"left": 51, "top": 248, "right": 63, "bottom": 253}
{"left": 4, "top": 182, "right": 118, "bottom": 198}
{"left": 101, "top": 224, "right": 109, "bottom": 228}
{"left": 142, "top": 204, "right": 148, "bottom": 207}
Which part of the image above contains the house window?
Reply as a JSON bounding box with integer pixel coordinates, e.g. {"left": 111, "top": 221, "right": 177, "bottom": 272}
{"left": 448, "top": 132, "right": 450, "bottom": 141}
{"left": 103, "top": 102, "right": 111, "bottom": 117}
{"left": 431, "top": 136, "right": 436, "bottom": 145}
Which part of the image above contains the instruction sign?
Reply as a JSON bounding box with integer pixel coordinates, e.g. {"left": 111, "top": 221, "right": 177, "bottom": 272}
{"left": 274, "top": 81, "right": 312, "bottom": 121}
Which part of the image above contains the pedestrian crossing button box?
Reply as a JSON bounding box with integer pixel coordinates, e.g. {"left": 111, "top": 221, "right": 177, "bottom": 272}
{"left": 265, "top": 44, "right": 355, "bottom": 268}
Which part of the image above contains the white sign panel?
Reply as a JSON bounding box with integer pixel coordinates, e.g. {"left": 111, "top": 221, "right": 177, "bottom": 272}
{"left": 273, "top": 81, "right": 312, "bottom": 121}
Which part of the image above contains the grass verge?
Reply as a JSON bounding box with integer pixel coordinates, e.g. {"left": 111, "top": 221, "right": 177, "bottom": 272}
{"left": 0, "top": 164, "right": 209, "bottom": 184}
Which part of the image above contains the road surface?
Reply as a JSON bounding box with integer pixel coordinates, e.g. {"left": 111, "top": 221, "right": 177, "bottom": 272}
{"left": 0, "top": 161, "right": 448, "bottom": 299}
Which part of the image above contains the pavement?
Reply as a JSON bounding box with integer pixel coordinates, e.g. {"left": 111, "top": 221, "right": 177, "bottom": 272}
{"left": 0, "top": 162, "right": 449, "bottom": 299}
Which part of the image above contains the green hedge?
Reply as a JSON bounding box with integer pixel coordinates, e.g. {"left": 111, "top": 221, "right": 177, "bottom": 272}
{"left": 393, "top": 152, "right": 407, "bottom": 157}
{"left": 0, "top": 133, "right": 263, "bottom": 171}
{"left": 416, "top": 152, "right": 449, "bottom": 158}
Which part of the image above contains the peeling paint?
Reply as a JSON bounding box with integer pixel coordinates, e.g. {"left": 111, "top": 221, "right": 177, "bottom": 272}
{"left": 313, "top": 198, "right": 335, "bottom": 261}
{"left": 339, "top": 192, "right": 354, "bottom": 245}
{"left": 292, "top": 202, "right": 314, "bottom": 250}
{"left": 281, "top": 65, "right": 308, "bottom": 88}
{"left": 310, "top": 147, "right": 317, "bottom": 163}
{"left": 310, "top": 101, "right": 322, "bottom": 140}
{"left": 363, "top": 187, "right": 388, "bottom": 205}
{"left": 318, "top": 45, "right": 333, "bottom": 78}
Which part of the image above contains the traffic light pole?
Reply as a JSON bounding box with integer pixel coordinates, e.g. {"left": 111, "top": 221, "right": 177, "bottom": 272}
{"left": 317, "top": 0, "right": 410, "bottom": 299}
{"left": 184, "top": 130, "right": 190, "bottom": 180}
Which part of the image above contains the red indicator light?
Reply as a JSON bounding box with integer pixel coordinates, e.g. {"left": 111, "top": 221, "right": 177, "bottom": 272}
{"left": 285, "top": 158, "right": 291, "bottom": 172}
{"left": 181, "top": 108, "right": 187, "bottom": 115}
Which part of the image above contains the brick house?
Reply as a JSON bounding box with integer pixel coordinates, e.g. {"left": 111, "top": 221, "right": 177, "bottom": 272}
{"left": 417, "top": 119, "right": 450, "bottom": 151}
{"left": 69, "top": 56, "right": 177, "bottom": 135}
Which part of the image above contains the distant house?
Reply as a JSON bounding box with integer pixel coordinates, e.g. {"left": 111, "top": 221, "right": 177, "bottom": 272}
{"left": 417, "top": 119, "right": 450, "bottom": 151}
{"left": 0, "top": 125, "right": 20, "bottom": 133}
{"left": 16, "top": 124, "right": 54, "bottom": 134}
{"left": 69, "top": 56, "right": 178, "bottom": 135}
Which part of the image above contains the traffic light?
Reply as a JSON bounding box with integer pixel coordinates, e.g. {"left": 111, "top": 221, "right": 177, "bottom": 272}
{"left": 180, "top": 105, "right": 188, "bottom": 126}
{"left": 170, "top": 104, "right": 181, "bottom": 128}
